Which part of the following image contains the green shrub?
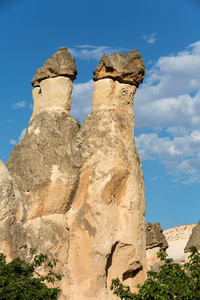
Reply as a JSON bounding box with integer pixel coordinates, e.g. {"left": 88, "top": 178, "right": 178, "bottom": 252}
{"left": 0, "top": 249, "right": 62, "bottom": 299}
{"left": 111, "top": 246, "right": 200, "bottom": 300}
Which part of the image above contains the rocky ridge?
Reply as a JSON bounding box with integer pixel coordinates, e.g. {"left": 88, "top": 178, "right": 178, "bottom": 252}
{"left": 0, "top": 48, "right": 146, "bottom": 299}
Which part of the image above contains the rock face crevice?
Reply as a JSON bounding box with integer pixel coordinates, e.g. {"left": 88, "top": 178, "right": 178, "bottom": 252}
{"left": 1, "top": 47, "right": 146, "bottom": 299}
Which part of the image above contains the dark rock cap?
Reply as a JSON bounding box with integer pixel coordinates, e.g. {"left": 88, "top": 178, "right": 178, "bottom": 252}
{"left": 185, "top": 220, "right": 200, "bottom": 252}
{"left": 31, "top": 47, "right": 77, "bottom": 87}
{"left": 146, "top": 222, "right": 168, "bottom": 250}
{"left": 93, "top": 49, "right": 145, "bottom": 87}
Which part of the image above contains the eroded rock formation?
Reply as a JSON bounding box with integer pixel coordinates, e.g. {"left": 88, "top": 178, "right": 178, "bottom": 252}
{"left": 185, "top": 220, "right": 200, "bottom": 261}
{"left": 146, "top": 222, "right": 168, "bottom": 270}
{"left": 1, "top": 47, "right": 146, "bottom": 299}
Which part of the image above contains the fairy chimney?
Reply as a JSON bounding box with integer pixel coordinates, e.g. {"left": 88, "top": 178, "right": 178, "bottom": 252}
{"left": 2, "top": 47, "right": 146, "bottom": 299}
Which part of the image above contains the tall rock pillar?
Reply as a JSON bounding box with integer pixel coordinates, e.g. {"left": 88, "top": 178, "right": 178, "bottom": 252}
{"left": 4, "top": 47, "right": 146, "bottom": 299}
{"left": 66, "top": 50, "right": 146, "bottom": 299}
{"left": 31, "top": 47, "right": 77, "bottom": 120}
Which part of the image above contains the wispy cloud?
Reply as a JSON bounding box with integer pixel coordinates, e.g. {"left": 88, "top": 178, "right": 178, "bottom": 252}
{"left": 12, "top": 101, "right": 26, "bottom": 109}
{"left": 68, "top": 45, "right": 129, "bottom": 60}
{"left": 29, "top": 103, "right": 33, "bottom": 110}
{"left": 142, "top": 32, "right": 157, "bottom": 44}
{"left": 9, "top": 128, "right": 27, "bottom": 146}
{"left": 9, "top": 139, "right": 17, "bottom": 145}
{"left": 19, "top": 128, "right": 26, "bottom": 141}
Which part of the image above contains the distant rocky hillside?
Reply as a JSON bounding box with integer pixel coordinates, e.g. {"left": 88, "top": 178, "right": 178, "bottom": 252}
{"left": 164, "top": 223, "right": 196, "bottom": 262}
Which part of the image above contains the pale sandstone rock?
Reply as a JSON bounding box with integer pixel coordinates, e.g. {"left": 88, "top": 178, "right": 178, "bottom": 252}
{"left": 66, "top": 52, "right": 146, "bottom": 296}
{"left": 0, "top": 160, "right": 24, "bottom": 261}
{"left": 0, "top": 160, "right": 16, "bottom": 221}
{"left": 31, "top": 77, "right": 73, "bottom": 120}
{"left": 146, "top": 247, "right": 162, "bottom": 271}
{"left": 31, "top": 87, "right": 42, "bottom": 120}
{"left": 92, "top": 78, "right": 137, "bottom": 111}
{"left": 1, "top": 47, "right": 146, "bottom": 299}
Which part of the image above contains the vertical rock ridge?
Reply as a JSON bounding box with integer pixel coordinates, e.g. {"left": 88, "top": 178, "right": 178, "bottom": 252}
{"left": 1, "top": 48, "right": 146, "bottom": 299}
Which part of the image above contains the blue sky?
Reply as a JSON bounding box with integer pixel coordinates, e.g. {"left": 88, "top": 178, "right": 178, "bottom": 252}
{"left": 0, "top": 0, "right": 200, "bottom": 230}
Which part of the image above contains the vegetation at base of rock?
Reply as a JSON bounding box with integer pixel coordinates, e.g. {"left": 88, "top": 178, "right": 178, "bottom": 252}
{"left": 110, "top": 246, "right": 200, "bottom": 300}
{"left": 0, "top": 249, "right": 62, "bottom": 299}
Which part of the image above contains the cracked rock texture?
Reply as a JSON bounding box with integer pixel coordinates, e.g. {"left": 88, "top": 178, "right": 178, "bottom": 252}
{"left": 31, "top": 47, "right": 77, "bottom": 87}
{"left": 146, "top": 223, "right": 168, "bottom": 271}
{"left": 1, "top": 48, "right": 146, "bottom": 299}
{"left": 93, "top": 49, "right": 145, "bottom": 87}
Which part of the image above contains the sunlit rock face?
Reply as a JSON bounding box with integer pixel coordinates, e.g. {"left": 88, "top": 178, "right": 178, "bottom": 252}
{"left": 1, "top": 48, "right": 146, "bottom": 299}
{"left": 146, "top": 223, "right": 168, "bottom": 271}
{"left": 31, "top": 47, "right": 77, "bottom": 120}
{"left": 185, "top": 221, "right": 200, "bottom": 262}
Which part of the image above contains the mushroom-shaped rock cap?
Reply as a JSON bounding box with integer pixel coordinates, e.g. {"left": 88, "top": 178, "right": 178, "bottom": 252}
{"left": 31, "top": 47, "right": 77, "bottom": 87}
{"left": 93, "top": 49, "right": 145, "bottom": 87}
{"left": 146, "top": 222, "right": 168, "bottom": 250}
{"left": 185, "top": 220, "right": 200, "bottom": 252}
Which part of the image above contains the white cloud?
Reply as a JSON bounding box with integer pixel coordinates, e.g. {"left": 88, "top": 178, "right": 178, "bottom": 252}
{"left": 29, "top": 103, "right": 33, "bottom": 110}
{"left": 142, "top": 32, "right": 157, "bottom": 44}
{"left": 12, "top": 101, "right": 26, "bottom": 109}
{"left": 166, "top": 126, "right": 189, "bottom": 137}
{"left": 71, "top": 80, "right": 93, "bottom": 122}
{"left": 135, "top": 129, "right": 200, "bottom": 183}
{"left": 134, "top": 42, "right": 200, "bottom": 182}
{"left": 134, "top": 41, "right": 200, "bottom": 130}
{"left": 9, "top": 139, "right": 17, "bottom": 145}
{"left": 68, "top": 45, "right": 129, "bottom": 61}
{"left": 19, "top": 128, "right": 26, "bottom": 142}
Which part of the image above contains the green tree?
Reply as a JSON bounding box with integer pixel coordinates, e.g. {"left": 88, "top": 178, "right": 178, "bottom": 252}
{"left": 111, "top": 246, "right": 200, "bottom": 300}
{"left": 0, "top": 249, "right": 62, "bottom": 299}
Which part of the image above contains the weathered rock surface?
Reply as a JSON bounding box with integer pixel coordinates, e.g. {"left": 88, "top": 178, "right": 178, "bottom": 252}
{"left": 146, "top": 222, "right": 168, "bottom": 250}
{"left": 146, "top": 223, "right": 168, "bottom": 270}
{"left": 66, "top": 107, "right": 146, "bottom": 298}
{"left": 0, "top": 160, "right": 24, "bottom": 261}
{"left": 1, "top": 48, "right": 146, "bottom": 299}
{"left": 92, "top": 78, "right": 137, "bottom": 111}
{"left": 31, "top": 47, "right": 77, "bottom": 87}
{"left": 6, "top": 110, "right": 80, "bottom": 220}
{"left": 185, "top": 221, "right": 200, "bottom": 261}
{"left": 31, "top": 77, "right": 73, "bottom": 120}
{"left": 93, "top": 50, "right": 145, "bottom": 87}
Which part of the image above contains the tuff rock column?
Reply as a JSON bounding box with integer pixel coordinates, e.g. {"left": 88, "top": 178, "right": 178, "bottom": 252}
{"left": 66, "top": 50, "right": 146, "bottom": 299}
{"left": 3, "top": 47, "right": 147, "bottom": 300}
{"left": 6, "top": 48, "right": 79, "bottom": 220}
{"left": 5, "top": 48, "right": 81, "bottom": 298}
{"left": 30, "top": 47, "right": 77, "bottom": 120}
